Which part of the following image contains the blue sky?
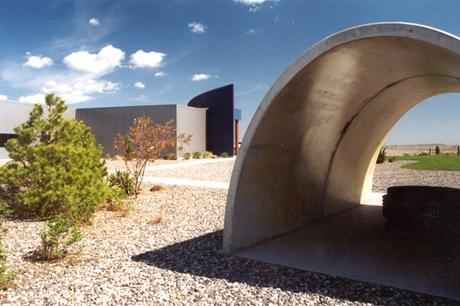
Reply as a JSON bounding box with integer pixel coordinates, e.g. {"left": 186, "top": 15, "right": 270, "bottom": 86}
{"left": 0, "top": 0, "right": 459, "bottom": 144}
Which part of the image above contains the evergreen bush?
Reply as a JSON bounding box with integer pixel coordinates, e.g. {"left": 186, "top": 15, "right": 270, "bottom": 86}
{"left": 39, "top": 215, "right": 82, "bottom": 260}
{"left": 0, "top": 94, "right": 108, "bottom": 222}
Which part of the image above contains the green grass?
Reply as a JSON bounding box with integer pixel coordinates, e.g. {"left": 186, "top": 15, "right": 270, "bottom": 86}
{"left": 393, "top": 155, "right": 460, "bottom": 171}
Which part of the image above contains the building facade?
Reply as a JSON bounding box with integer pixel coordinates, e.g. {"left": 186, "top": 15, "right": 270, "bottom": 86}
{"left": 76, "top": 104, "right": 206, "bottom": 156}
{"left": 0, "top": 84, "right": 240, "bottom": 159}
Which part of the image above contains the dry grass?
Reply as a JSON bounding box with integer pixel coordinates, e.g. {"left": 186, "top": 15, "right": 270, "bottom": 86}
{"left": 147, "top": 216, "right": 163, "bottom": 225}
{"left": 149, "top": 184, "right": 165, "bottom": 192}
{"left": 104, "top": 199, "right": 134, "bottom": 217}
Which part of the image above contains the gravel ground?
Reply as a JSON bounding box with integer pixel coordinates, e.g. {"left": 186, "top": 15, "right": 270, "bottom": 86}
{"left": 144, "top": 159, "right": 235, "bottom": 182}
{"left": 0, "top": 161, "right": 458, "bottom": 305}
{"left": 372, "top": 160, "right": 460, "bottom": 192}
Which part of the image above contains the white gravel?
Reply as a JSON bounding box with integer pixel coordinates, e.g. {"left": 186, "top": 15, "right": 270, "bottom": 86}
{"left": 0, "top": 160, "right": 458, "bottom": 305}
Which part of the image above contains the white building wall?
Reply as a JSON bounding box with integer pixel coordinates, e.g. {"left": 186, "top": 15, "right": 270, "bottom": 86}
{"left": 176, "top": 105, "right": 206, "bottom": 156}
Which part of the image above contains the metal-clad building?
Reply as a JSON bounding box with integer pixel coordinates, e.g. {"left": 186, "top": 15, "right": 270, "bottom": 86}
{"left": 0, "top": 84, "right": 240, "bottom": 159}
{"left": 76, "top": 104, "right": 206, "bottom": 156}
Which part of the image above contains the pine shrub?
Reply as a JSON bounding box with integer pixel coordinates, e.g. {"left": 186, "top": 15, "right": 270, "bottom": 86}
{"left": 0, "top": 94, "right": 108, "bottom": 223}
{"left": 39, "top": 216, "right": 82, "bottom": 260}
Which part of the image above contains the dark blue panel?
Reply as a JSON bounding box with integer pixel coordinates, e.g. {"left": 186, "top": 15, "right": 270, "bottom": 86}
{"left": 187, "top": 84, "right": 236, "bottom": 156}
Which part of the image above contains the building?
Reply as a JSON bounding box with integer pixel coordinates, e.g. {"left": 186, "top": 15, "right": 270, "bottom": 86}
{"left": 0, "top": 84, "right": 241, "bottom": 159}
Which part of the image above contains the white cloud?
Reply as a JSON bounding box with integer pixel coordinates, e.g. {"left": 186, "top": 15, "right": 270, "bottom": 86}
{"left": 41, "top": 79, "right": 119, "bottom": 103}
{"left": 235, "top": 0, "right": 267, "bottom": 4}
{"left": 63, "top": 45, "right": 125, "bottom": 75}
{"left": 192, "top": 73, "right": 212, "bottom": 81}
{"left": 18, "top": 93, "right": 45, "bottom": 104}
{"left": 23, "top": 55, "right": 54, "bottom": 69}
{"left": 234, "top": 0, "right": 279, "bottom": 12}
{"left": 188, "top": 22, "right": 206, "bottom": 34}
{"left": 88, "top": 18, "right": 100, "bottom": 26}
{"left": 245, "top": 28, "right": 260, "bottom": 35}
{"left": 0, "top": 95, "right": 8, "bottom": 101}
{"left": 129, "top": 50, "right": 166, "bottom": 69}
{"left": 134, "top": 81, "right": 145, "bottom": 89}
{"left": 155, "top": 71, "right": 166, "bottom": 78}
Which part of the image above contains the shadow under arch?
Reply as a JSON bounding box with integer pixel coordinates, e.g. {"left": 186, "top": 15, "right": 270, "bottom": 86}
{"left": 223, "top": 22, "right": 460, "bottom": 299}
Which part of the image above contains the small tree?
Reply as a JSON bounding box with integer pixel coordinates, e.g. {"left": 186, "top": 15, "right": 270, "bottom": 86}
{"left": 115, "top": 117, "right": 183, "bottom": 196}
{"left": 435, "top": 145, "right": 441, "bottom": 155}
{"left": 376, "top": 147, "right": 386, "bottom": 164}
{"left": 0, "top": 94, "right": 107, "bottom": 221}
{"left": 177, "top": 133, "right": 192, "bottom": 157}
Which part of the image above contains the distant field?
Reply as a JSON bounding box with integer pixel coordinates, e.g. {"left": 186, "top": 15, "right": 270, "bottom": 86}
{"left": 395, "top": 155, "right": 460, "bottom": 171}
{"left": 386, "top": 145, "right": 458, "bottom": 156}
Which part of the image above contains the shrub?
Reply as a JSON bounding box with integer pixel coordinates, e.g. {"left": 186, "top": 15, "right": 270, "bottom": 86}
{"left": 193, "top": 151, "right": 203, "bottom": 159}
{"left": 105, "top": 153, "right": 111, "bottom": 160}
{"left": 0, "top": 94, "right": 108, "bottom": 222}
{"left": 108, "top": 170, "right": 135, "bottom": 196}
{"left": 0, "top": 240, "right": 15, "bottom": 289}
{"left": 418, "top": 151, "right": 429, "bottom": 156}
{"left": 105, "top": 186, "right": 133, "bottom": 214}
{"left": 39, "top": 216, "right": 82, "bottom": 260}
{"left": 114, "top": 117, "right": 177, "bottom": 197}
{"left": 388, "top": 157, "right": 396, "bottom": 163}
{"left": 376, "top": 147, "right": 386, "bottom": 164}
{"left": 203, "top": 151, "right": 213, "bottom": 159}
{"left": 435, "top": 145, "right": 441, "bottom": 155}
{"left": 183, "top": 152, "right": 191, "bottom": 160}
{"left": 163, "top": 153, "right": 177, "bottom": 160}
{"left": 220, "top": 152, "right": 229, "bottom": 158}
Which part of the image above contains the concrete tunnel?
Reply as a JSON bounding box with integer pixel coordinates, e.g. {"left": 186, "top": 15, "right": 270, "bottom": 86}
{"left": 223, "top": 23, "right": 460, "bottom": 299}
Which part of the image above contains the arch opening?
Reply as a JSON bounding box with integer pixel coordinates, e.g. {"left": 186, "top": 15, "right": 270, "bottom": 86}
{"left": 224, "top": 23, "right": 460, "bottom": 299}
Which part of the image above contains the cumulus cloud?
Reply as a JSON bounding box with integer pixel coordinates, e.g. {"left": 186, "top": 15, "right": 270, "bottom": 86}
{"left": 155, "top": 71, "right": 166, "bottom": 78}
{"left": 188, "top": 22, "right": 206, "bottom": 34}
{"left": 191, "top": 73, "right": 212, "bottom": 81}
{"left": 0, "top": 94, "right": 8, "bottom": 101}
{"left": 18, "top": 79, "right": 121, "bottom": 104}
{"left": 88, "top": 18, "right": 100, "bottom": 26}
{"left": 63, "top": 45, "right": 125, "bottom": 75}
{"left": 40, "top": 79, "right": 119, "bottom": 103}
{"left": 134, "top": 81, "right": 145, "bottom": 89}
{"left": 23, "top": 55, "right": 54, "bottom": 69}
{"left": 18, "top": 93, "right": 45, "bottom": 104}
{"left": 129, "top": 50, "right": 166, "bottom": 69}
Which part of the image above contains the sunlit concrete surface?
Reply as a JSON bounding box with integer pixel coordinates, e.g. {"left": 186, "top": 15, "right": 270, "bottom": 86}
{"left": 224, "top": 23, "right": 460, "bottom": 299}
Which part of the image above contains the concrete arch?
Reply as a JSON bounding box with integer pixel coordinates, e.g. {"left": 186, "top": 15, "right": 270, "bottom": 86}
{"left": 224, "top": 23, "right": 460, "bottom": 298}
{"left": 224, "top": 23, "right": 460, "bottom": 255}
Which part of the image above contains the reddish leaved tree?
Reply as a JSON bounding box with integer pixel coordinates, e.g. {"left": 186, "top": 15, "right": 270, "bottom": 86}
{"left": 114, "top": 117, "right": 178, "bottom": 197}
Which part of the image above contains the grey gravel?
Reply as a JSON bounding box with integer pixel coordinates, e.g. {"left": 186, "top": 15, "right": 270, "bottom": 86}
{"left": 373, "top": 160, "right": 460, "bottom": 193}
{"left": 144, "top": 159, "right": 235, "bottom": 182}
{"left": 0, "top": 160, "right": 458, "bottom": 305}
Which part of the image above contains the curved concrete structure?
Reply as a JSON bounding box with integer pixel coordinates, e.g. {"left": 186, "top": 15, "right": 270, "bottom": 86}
{"left": 224, "top": 23, "right": 460, "bottom": 298}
